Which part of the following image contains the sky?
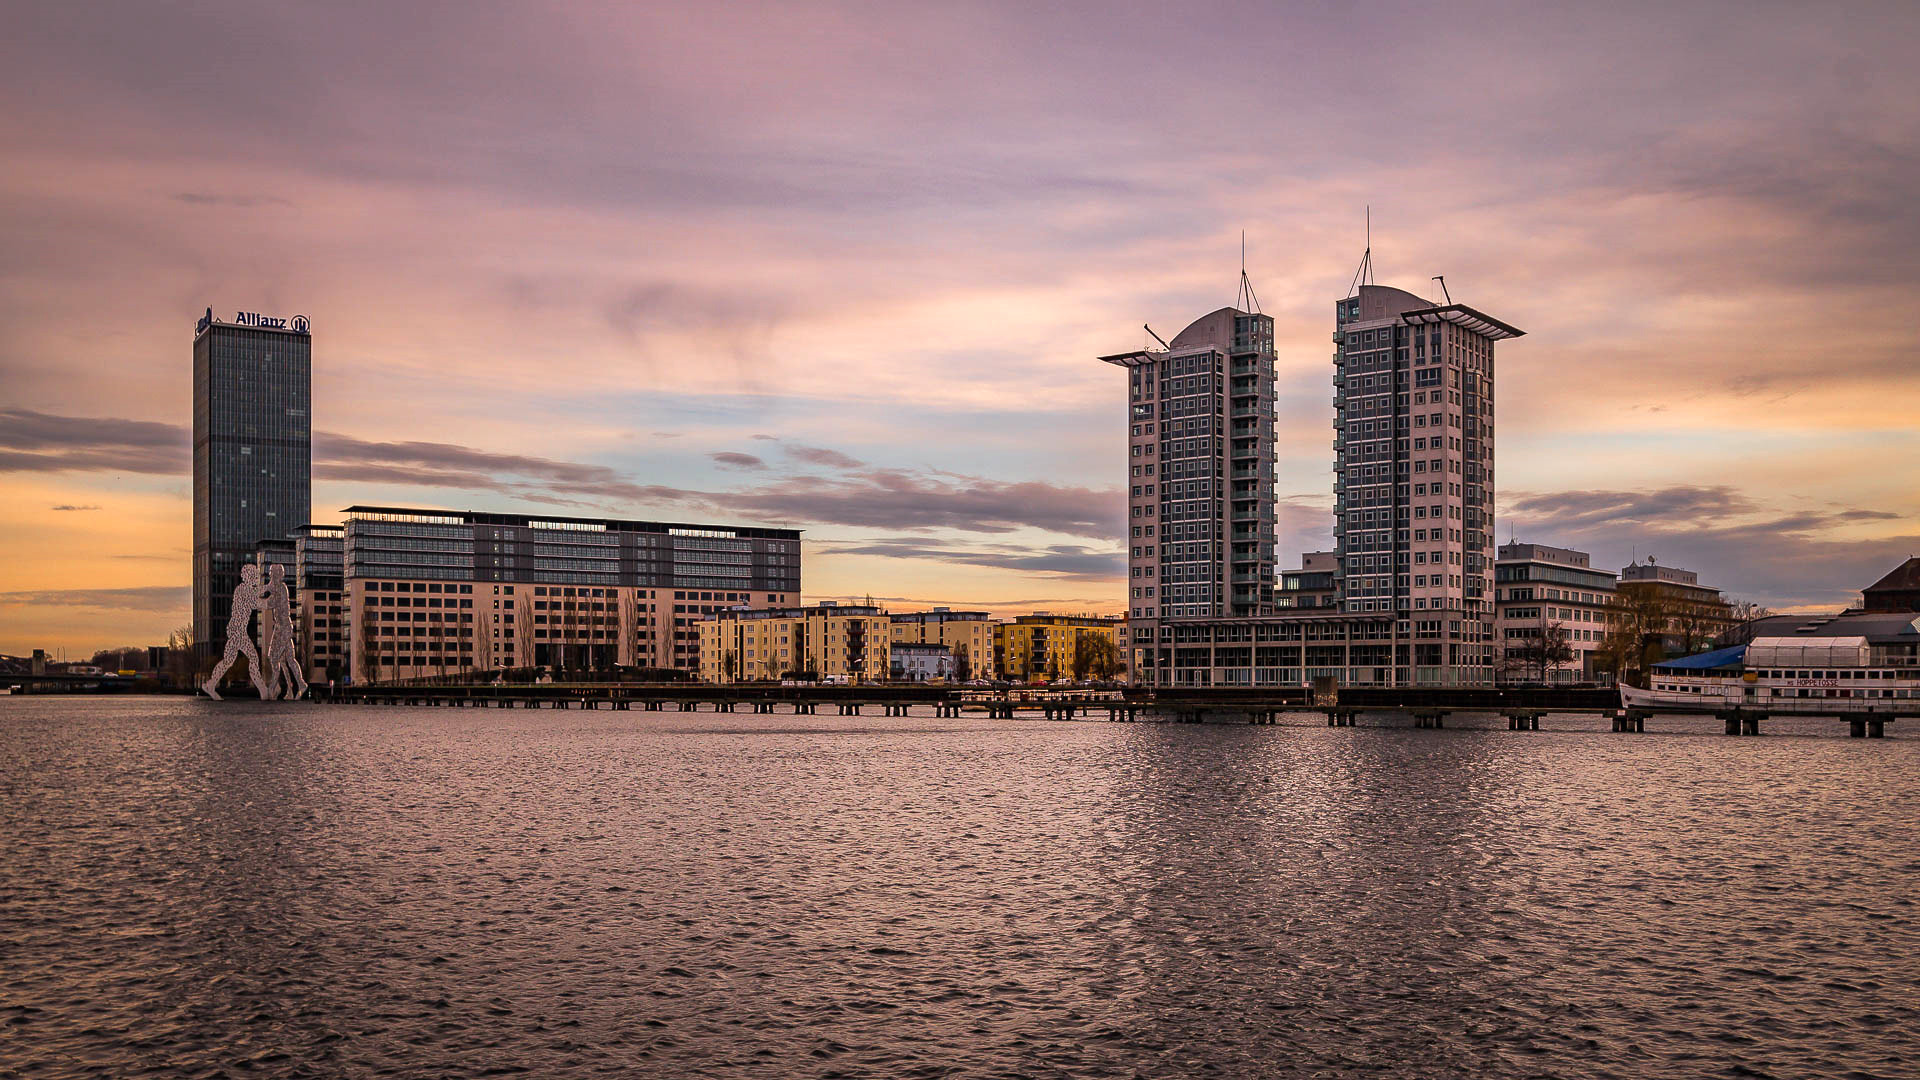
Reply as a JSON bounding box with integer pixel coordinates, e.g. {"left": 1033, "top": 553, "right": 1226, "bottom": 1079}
{"left": 2, "top": 0, "right": 1918, "bottom": 655}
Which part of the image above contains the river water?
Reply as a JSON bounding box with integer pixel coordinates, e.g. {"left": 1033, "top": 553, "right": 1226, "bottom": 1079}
{"left": 2, "top": 696, "right": 1915, "bottom": 1079}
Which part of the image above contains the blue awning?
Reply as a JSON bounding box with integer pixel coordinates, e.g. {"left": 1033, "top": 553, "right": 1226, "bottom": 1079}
{"left": 1653, "top": 644, "right": 1746, "bottom": 671}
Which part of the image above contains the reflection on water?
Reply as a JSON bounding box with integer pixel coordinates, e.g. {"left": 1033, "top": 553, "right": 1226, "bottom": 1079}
{"left": 2, "top": 698, "right": 1915, "bottom": 1078}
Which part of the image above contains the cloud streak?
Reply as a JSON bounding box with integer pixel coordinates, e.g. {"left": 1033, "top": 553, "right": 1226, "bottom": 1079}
{"left": 816, "top": 538, "right": 1123, "bottom": 583}
{"left": 1504, "top": 486, "right": 1916, "bottom": 610}
{"left": 1, "top": 409, "right": 1124, "bottom": 538}
{"left": 0, "top": 585, "right": 188, "bottom": 612}
{"left": 785, "top": 444, "right": 865, "bottom": 469}
{"left": 0, "top": 409, "right": 187, "bottom": 474}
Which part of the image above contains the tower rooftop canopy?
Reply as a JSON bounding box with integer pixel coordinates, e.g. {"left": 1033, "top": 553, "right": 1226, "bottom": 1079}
{"left": 1399, "top": 303, "right": 1525, "bottom": 340}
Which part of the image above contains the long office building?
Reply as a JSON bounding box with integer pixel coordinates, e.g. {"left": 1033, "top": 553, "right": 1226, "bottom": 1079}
{"left": 192, "top": 307, "right": 312, "bottom": 656}
{"left": 343, "top": 506, "right": 801, "bottom": 683}
{"left": 1615, "top": 558, "right": 1733, "bottom": 658}
{"left": 1102, "top": 305, "right": 1278, "bottom": 683}
{"left": 1494, "top": 543, "right": 1617, "bottom": 683}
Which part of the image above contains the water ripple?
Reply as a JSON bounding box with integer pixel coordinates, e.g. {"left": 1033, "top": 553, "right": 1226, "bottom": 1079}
{"left": 1, "top": 698, "right": 1915, "bottom": 1078}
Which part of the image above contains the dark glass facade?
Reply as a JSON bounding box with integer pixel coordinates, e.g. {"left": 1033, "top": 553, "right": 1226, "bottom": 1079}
{"left": 295, "top": 524, "right": 345, "bottom": 593}
{"left": 192, "top": 317, "right": 312, "bottom": 655}
{"left": 342, "top": 508, "right": 801, "bottom": 593}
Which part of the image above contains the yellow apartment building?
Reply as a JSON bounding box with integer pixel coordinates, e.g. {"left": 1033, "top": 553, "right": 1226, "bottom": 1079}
{"left": 994, "top": 614, "right": 1126, "bottom": 683}
{"left": 890, "top": 609, "right": 996, "bottom": 681}
{"left": 700, "top": 602, "right": 891, "bottom": 683}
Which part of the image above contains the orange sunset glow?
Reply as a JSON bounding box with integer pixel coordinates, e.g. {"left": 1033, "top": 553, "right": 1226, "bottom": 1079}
{"left": 2, "top": 3, "right": 1916, "bottom": 655}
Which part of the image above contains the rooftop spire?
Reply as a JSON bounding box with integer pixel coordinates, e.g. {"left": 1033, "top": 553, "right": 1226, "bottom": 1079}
{"left": 1236, "top": 230, "right": 1262, "bottom": 313}
{"left": 1348, "top": 206, "right": 1374, "bottom": 296}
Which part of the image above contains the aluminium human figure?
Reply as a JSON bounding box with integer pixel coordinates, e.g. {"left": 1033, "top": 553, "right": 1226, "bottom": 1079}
{"left": 262, "top": 562, "right": 307, "bottom": 700}
{"left": 202, "top": 563, "right": 273, "bottom": 700}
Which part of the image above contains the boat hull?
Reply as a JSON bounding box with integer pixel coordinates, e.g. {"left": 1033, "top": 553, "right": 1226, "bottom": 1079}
{"left": 1620, "top": 681, "right": 1916, "bottom": 714}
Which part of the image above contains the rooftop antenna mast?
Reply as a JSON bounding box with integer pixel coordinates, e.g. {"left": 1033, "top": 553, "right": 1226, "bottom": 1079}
{"left": 1144, "top": 323, "right": 1169, "bottom": 350}
{"left": 1348, "top": 206, "right": 1374, "bottom": 296}
{"left": 1432, "top": 274, "right": 1452, "bottom": 304}
{"left": 1236, "top": 230, "right": 1262, "bottom": 313}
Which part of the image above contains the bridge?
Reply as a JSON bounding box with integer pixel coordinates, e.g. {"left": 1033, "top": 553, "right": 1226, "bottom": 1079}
{"left": 4, "top": 672, "right": 166, "bottom": 694}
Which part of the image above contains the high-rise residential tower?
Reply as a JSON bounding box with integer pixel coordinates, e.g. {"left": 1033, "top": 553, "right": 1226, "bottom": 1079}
{"left": 192, "top": 308, "right": 313, "bottom": 658}
{"left": 1332, "top": 285, "right": 1521, "bottom": 684}
{"left": 1102, "top": 305, "right": 1277, "bottom": 683}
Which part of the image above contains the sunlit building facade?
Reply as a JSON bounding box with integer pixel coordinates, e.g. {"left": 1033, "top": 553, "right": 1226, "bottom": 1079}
{"left": 1494, "top": 542, "right": 1617, "bottom": 683}
{"left": 1102, "top": 305, "right": 1278, "bottom": 683}
{"left": 343, "top": 506, "right": 801, "bottom": 683}
{"left": 890, "top": 609, "right": 995, "bottom": 681}
{"left": 294, "top": 524, "right": 347, "bottom": 683}
{"left": 1103, "top": 278, "right": 1525, "bottom": 688}
{"left": 993, "top": 614, "right": 1125, "bottom": 683}
{"left": 1332, "top": 284, "right": 1522, "bottom": 685}
{"left": 1616, "top": 558, "right": 1733, "bottom": 658}
{"left": 700, "top": 602, "right": 890, "bottom": 683}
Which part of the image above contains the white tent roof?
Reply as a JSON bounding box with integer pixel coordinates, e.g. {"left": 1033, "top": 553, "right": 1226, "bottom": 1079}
{"left": 1745, "top": 636, "right": 1872, "bottom": 668}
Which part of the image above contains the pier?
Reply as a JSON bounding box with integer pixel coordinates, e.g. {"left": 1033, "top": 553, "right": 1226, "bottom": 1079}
{"left": 310, "top": 684, "right": 1909, "bottom": 736}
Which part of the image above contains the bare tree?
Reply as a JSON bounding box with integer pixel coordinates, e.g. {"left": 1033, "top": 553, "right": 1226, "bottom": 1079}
{"left": 89, "top": 646, "right": 147, "bottom": 671}
{"left": 952, "top": 643, "right": 972, "bottom": 683}
{"left": 1497, "top": 644, "right": 1532, "bottom": 685}
{"left": 620, "top": 590, "right": 638, "bottom": 672}
{"left": 1596, "top": 586, "right": 1693, "bottom": 686}
{"left": 560, "top": 595, "right": 580, "bottom": 678}
{"left": 166, "top": 625, "right": 198, "bottom": 690}
{"left": 1519, "top": 622, "right": 1575, "bottom": 683}
{"left": 358, "top": 602, "right": 382, "bottom": 685}
{"left": 297, "top": 597, "right": 314, "bottom": 683}
{"left": 430, "top": 606, "right": 448, "bottom": 681}
{"left": 459, "top": 603, "right": 475, "bottom": 678}
{"left": 1073, "top": 634, "right": 1122, "bottom": 681}
{"left": 1719, "top": 599, "right": 1776, "bottom": 646}
{"left": 1672, "top": 595, "right": 1732, "bottom": 656}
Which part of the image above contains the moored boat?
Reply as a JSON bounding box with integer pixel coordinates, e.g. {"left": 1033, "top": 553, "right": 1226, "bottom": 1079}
{"left": 1620, "top": 611, "right": 1920, "bottom": 714}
